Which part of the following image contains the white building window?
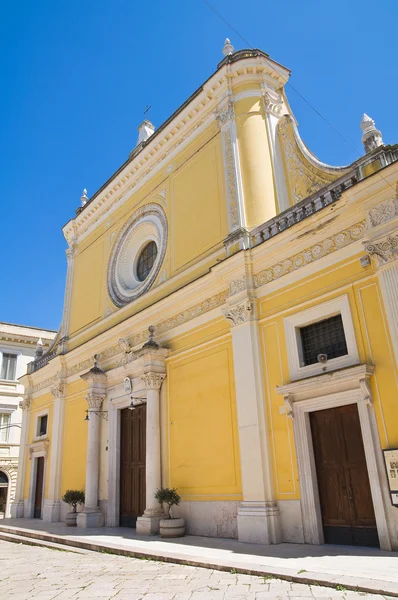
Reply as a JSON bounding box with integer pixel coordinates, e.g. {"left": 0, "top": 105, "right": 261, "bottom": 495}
{"left": 1, "top": 353, "right": 17, "bottom": 380}
{"left": 35, "top": 413, "right": 48, "bottom": 438}
{"left": 284, "top": 295, "right": 359, "bottom": 381}
{"left": 0, "top": 414, "right": 10, "bottom": 443}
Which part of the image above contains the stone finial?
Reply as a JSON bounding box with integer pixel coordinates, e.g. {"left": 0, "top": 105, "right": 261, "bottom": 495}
{"left": 136, "top": 120, "right": 155, "bottom": 147}
{"left": 142, "top": 325, "right": 159, "bottom": 350}
{"left": 35, "top": 338, "right": 44, "bottom": 359}
{"left": 222, "top": 38, "right": 234, "bottom": 56}
{"left": 361, "top": 114, "right": 383, "bottom": 153}
{"left": 80, "top": 189, "right": 88, "bottom": 206}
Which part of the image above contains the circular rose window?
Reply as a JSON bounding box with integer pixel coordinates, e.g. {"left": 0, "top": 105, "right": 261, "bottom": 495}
{"left": 107, "top": 204, "right": 167, "bottom": 307}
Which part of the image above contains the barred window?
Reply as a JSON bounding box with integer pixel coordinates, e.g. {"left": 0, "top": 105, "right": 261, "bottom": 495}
{"left": 137, "top": 241, "right": 158, "bottom": 282}
{"left": 300, "top": 315, "right": 348, "bottom": 366}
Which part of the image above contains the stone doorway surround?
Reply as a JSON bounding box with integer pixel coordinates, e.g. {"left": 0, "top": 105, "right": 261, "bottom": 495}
{"left": 106, "top": 343, "right": 168, "bottom": 533}
{"left": 277, "top": 364, "right": 394, "bottom": 551}
{"left": 26, "top": 440, "right": 49, "bottom": 519}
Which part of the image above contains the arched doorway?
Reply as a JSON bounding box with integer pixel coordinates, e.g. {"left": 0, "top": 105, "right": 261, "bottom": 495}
{"left": 0, "top": 471, "right": 9, "bottom": 519}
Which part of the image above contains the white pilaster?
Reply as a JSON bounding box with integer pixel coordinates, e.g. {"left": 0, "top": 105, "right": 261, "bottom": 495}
{"left": 77, "top": 361, "right": 106, "bottom": 528}
{"left": 42, "top": 382, "right": 65, "bottom": 522}
{"left": 10, "top": 395, "right": 31, "bottom": 518}
{"left": 365, "top": 231, "right": 398, "bottom": 365}
{"left": 136, "top": 372, "right": 166, "bottom": 535}
{"left": 59, "top": 238, "right": 77, "bottom": 351}
{"left": 215, "top": 98, "right": 246, "bottom": 235}
{"left": 223, "top": 298, "right": 281, "bottom": 544}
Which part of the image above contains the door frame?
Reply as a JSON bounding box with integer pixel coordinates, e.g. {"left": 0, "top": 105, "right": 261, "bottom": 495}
{"left": 27, "top": 441, "right": 49, "bottom": 518}
{"left": 278, "top": 365, "right": 392, "bottom": 550}
{"left": 107, "top": 387, "right": 147, "bottom": 527}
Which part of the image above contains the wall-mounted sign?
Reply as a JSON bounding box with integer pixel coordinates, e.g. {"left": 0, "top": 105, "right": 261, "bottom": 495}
{"left": 382, "top": 448, "right": 398, "bottom": 506}
{"left": 124, "top": 377, "right": 132, "bottom": 394}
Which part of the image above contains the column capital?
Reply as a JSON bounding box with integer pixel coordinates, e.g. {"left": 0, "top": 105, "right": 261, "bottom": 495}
{"left": 364, "top": 233, "right": 398, "bottom": 267}
{"left": 141, "top": 372, "right": 166, "bottom": 391}
{"left": 51, "top": 382, "right": 65, "bottom": 399}
{"left": 19, "top": 395, "right": 31, "bottom": 411}
{"left": 222, "top": 298, "right": 256, "bottom": 327}
{"left": 86, "top": 393, "right": 105, "bottom": 410}
{"left": 215, "top": 98, "right": 235, "bottom": 129}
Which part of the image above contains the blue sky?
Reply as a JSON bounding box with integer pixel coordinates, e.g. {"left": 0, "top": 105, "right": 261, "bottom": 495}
{"left": 0, "top": 0, "right": 396, "bottom": 331}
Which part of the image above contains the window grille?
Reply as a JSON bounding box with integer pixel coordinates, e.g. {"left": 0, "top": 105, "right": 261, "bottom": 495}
{"left": 137, "top": 241, "right": 158, "bottom": 282}
{"left": 300, "top": 314, "right": 348, "bottom": 366}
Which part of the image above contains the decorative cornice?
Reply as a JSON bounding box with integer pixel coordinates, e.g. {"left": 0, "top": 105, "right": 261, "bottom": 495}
{"left": 28, "top": 440, "right": 50, "bottom": 459}
{"left": 141, "top": 372, "right": 166, "bottom": 391}
{"left": 254, "top": 221, "right": 366, "bottom": 288}
{"left": 222, "top": 298, "right": 255, "bottom": 327}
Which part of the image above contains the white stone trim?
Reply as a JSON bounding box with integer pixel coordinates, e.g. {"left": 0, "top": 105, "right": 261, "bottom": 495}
{"left": 33, "top": 409, "right": 49, "bottom": 441}
{"left": 284, "top": 294, "right": 359, "bottom": 381}
{"left": 26, "top": 441, "right": 49, "bottom": 518}
{"left": 277, "top": 365, "right": 392, "bottom": 550}
{"left": 43, "top": 384, "right": 65, "bottom": 522}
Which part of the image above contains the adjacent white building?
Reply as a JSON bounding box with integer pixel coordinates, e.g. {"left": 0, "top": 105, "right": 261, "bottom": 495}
{"left": 0, "top": 323, "right": 55, "bottom": 517}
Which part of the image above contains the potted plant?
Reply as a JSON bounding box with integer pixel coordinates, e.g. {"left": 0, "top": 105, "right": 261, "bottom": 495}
{"left": 62, "top": 490, "right": 85, "bottom": 526}
{"left": 154, "top": 487, "right": 185, "bottom": 538}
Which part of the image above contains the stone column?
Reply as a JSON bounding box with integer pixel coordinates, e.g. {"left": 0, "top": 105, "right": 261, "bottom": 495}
{"left": 42, "top": 382, "right": 65, "bottom": 522}
{"left": 59, "top": 239, "right": 77, "bottom": 353}
{"left": 365, "top": 230, "right": 398, "bottom": 365}
{"left": 223, "top": 297, "right": 281, "bottom": 544}
{"left": 10, "top": 395, "right": 31, "bottom": 518}
{"left": 77, "top": 360, "right": 106, "bottom": 528}
{"left": 136, "top": 372, "right": 166, "bottom": 535}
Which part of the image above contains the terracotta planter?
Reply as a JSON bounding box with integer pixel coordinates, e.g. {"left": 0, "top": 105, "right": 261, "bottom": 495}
{"left": 65, "top": 511, "right": 77, "bottom": 526}
{"left": 159, "top": 517, "right": 185, "bottom": 538}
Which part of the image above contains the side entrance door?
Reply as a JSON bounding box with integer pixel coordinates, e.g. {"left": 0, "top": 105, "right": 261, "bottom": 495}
{"left": 33, "top": 457, "right": 45, "bottom": 519}
{"left": 310, "top": 403, "right": 379, "bottom": 547}
{"left": 120, "top": 404, "right": 146, "bottom": 527}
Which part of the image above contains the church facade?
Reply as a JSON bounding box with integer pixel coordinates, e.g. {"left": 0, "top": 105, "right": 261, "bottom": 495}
{"left": 15, "top": 42, "right": 398, "bottom": 551}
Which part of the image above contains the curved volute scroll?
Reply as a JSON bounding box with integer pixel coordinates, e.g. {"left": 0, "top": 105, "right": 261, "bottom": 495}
{"left": 277, "top": 115, "right": 350, "bottom": 206}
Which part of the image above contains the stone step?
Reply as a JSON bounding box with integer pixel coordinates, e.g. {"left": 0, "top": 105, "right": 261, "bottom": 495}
{"left": 0, "top": 531, "right": 89, "bottom": 554}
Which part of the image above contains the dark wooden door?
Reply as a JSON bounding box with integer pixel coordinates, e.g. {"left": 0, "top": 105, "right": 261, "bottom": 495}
{"left": 33, "top": 457, "right": 44, "bottom": 519}
{"left": 120, "top": 404, "right": 146, "bottom": 527}
{"left": 310, "top": 404, "right": 379, "bottom": 547}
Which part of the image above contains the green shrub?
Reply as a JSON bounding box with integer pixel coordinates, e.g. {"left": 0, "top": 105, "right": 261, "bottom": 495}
{"left": 154, "top": 487, "right": 181, "bottom": 519}
{"left": 62, "top": 489, "right": 85, "bottom": 513}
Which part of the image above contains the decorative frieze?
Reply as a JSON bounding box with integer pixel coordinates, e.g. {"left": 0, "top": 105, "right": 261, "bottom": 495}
{"left": 19, "top": 396, "right": 31, "bottom": 411}
{"left": 227, "top": 275, "right": 247, "bottom": 297}
{"left": 50, "top": 383, "right": 64, "bottom": 399}
{"left": 367, "top": 195, "right": 398, "bottom": 229}
{"left": 254, "top": 221, "right": 366, "bottom": 288}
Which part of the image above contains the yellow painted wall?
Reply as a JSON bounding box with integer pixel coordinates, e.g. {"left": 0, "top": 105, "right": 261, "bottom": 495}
{"left": 167, "top": 340, "right": 242, "bottom": 500}
{"left": 61, "top": 380, "right": 88, "bottom": 493}
{"left": 258, "top": 255, "right": 398, "bottom": 500}
{"left": 67, "top": 124, "right": 228, "bottom": 346}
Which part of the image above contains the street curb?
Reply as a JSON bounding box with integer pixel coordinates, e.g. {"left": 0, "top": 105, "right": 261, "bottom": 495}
{"left": 0, "top": 525, "right": 396, "bottom": 597}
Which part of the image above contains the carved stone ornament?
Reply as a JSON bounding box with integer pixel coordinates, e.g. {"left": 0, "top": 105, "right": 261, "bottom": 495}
{"left": 261, "top": 83, "right": 283, "bottom": 116}
{"left": 215, "top": 99, "right": 235, "bottom": 128}
{"left": 124, "top": 377, "right": 132, "bottom": 394}
{"left": 86, "top": 393, "right": 106, "bottom": 410}
{"left": 19, "top": 396, "right": 31, "bottom": 411}
{"left": 227, "top": 275, "right": 247, "bottom": 297}
{"left": 283, "top": 394, "right": 294, "bottom": 419}
{"left": 29, "top": 440, "right": 50, "bottom": 459}
{"left": 365, "top": 233, "right": 398, "bottom": 266}
{"left": 367, "top": 194, "right": 398, "bottom": 229}
{"left": 141, "top": 372, "right": 166, "bottom": 390}
{"left": 222, "top": 299, "right": 254, "bottom": 327}
{"left": 51, "top": 383, "right": 64, "bottom": 399}
{"left": 359, "top": 377, "right": 373, "bottom": 406}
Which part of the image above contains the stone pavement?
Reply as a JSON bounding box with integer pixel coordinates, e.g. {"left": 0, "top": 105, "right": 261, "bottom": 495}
{"left": 1, "top": 520, "right": 398, "bottom": 597}
{"left": 0, "top": 540, "right": 393, "bottom": 600}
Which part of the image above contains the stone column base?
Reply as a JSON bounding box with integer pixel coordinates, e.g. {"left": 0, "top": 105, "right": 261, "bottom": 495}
{"left": 237, "top": 501, "right": 281, "bottom": 544}
{"left": 10, "top": 501, "right": 24, "bottom": 518}
{"left": 136, "top": 515, "right": 162, "bottom": 535}
{"left": 77, "top": 510, "right": 104, "bottom": 528}
{"left": 42, "top": 500, "right": 61, "bottom": 522}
